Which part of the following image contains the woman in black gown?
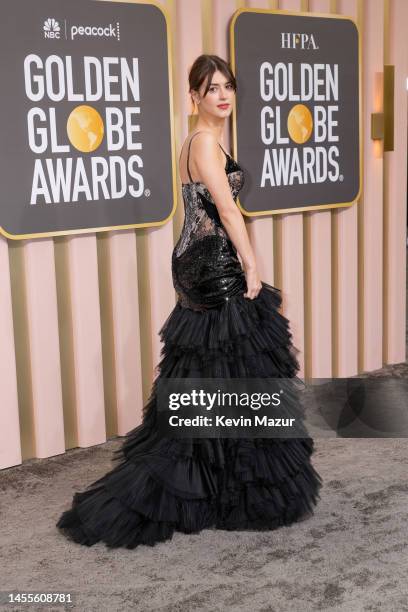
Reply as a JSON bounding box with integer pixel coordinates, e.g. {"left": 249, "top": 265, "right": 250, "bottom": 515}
{"left": 56, "top": 54, "right": 323, "bottom": 549}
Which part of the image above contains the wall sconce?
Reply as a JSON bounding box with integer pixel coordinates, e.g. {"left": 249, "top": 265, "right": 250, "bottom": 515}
{"left": 371, "top": 64, "right": 394, "bottom": 151}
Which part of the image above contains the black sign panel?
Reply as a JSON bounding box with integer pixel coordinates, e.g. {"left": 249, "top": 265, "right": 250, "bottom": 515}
{"left": 0, "top": 0, "right": 176, "bottom": 239}
{"left": 231, "top": 9, "right": 361, "bottom": 215}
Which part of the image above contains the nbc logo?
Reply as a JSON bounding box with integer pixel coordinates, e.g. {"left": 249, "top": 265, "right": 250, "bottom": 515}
{"left": 43, "top": 18, "right": 61, "bottom": 39}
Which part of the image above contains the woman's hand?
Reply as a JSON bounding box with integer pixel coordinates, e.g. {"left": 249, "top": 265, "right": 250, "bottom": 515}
{"left": 243, "top": 265, "right": 262, "bottom": 299}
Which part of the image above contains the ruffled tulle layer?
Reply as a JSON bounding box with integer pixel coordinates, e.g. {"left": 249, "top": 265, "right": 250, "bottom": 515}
{"left": 56, "top": 282, "right": 323, "bottom": 549}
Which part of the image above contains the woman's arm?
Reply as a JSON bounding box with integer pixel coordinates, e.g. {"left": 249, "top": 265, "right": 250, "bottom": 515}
{"left": 189, "top": 131, "right": 262, "bottom": 298}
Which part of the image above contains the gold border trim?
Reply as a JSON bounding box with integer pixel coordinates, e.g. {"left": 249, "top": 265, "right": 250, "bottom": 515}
{"left": 383, "top": 64, "right": 394, "bottom": 152}
{"left": 229, "top": 7, "right": 363, "bottom": 217}
{"left": 2, "top": 0, "right": 178, "bottom": 240}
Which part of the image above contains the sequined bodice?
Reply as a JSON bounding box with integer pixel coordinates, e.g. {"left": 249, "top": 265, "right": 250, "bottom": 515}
{"left": 172, "top": 137, "right": 247, "bottom": 311}
{"left": 173, "top": 154, "right": 244, "bottom": 258}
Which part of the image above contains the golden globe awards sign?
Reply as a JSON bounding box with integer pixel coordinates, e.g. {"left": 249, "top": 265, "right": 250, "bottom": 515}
{"left": 230, "top": 9, "right": 362, "bottom": 215}
{"left": 0, "top": 0, "right": 176, "bottom": 239}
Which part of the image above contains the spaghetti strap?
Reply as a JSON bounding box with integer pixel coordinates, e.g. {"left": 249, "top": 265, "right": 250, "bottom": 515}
{"left": 186, "top": 131, "right": 205, "bottom": 183}
{"left": 186, "top": 131, "right": 229, "bottom": 183}
{"left": 218, "top": 142, "right": 229, "bottom": 157}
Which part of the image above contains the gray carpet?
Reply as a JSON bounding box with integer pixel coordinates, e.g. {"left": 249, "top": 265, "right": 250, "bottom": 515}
{"left": 1, "top": 437, "right": 408, "bottom": 611}
{"left": 1, "top": 249, "right": 407, "bottom": 612}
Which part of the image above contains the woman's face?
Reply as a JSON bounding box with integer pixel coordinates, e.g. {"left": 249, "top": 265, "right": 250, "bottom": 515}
{"left": 194, "top": 70, "right": 235, "bottom": 118}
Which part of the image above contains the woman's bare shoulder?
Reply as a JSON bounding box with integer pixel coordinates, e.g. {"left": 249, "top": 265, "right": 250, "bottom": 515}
{"left": 186, "top": 129, "right": 218, "bottom": 145}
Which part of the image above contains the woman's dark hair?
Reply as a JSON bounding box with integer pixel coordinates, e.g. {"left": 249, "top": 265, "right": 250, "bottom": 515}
{"left": 188, "top": 54, "right": 237, "bottom": 107}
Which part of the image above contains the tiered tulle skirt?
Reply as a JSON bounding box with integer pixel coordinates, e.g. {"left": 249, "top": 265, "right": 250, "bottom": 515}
{"left": 56, "top": 281, "right": 323, "bottom": 548}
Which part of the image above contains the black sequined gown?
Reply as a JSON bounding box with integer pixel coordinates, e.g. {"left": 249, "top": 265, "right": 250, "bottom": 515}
{"left": 56, "top": 133, "right": 323, "bottom": 548}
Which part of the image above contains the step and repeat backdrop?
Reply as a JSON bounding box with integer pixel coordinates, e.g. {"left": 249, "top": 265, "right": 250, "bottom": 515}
{"left": 1, "top": 0, "right": 406, "bottom": 471}
{"left": 0, "top": 2, "right": 361, "bottom": 231}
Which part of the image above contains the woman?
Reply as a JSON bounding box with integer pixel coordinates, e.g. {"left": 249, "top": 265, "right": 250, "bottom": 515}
{"left": 56, "top": 55, "right": 323, "bottom": 549}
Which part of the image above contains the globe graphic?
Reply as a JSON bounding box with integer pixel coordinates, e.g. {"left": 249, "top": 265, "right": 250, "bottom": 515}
{"left": 67, "top": 105, "right": 104, "bottom": 153}
{"left": 287, "top": 104, "right": 313, "bottom": 144}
